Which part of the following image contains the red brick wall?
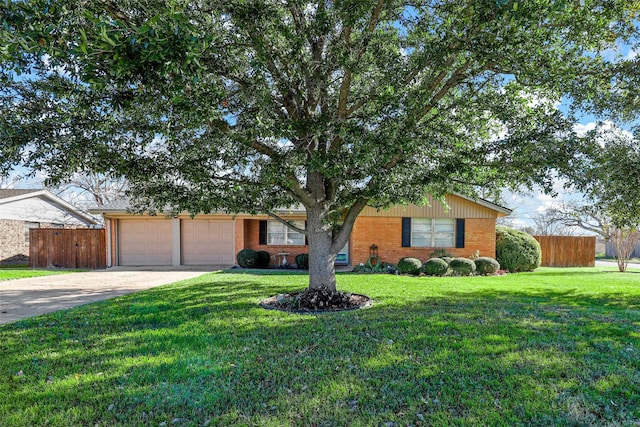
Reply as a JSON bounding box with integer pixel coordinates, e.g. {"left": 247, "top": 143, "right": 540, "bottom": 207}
{"left": 351, "top": 216, "right": 497, "bottom": 266}
{"left": 235, "top": 216, "right": 497, "bottom": 267}
{"left": 465, "top": 218, "right": 497, "bottom": 259}
{"left": 234, "top": 218, "right": 245, "bottom": 260}
{"left": 242, "top": 219, "right": 308, "bottom": 267}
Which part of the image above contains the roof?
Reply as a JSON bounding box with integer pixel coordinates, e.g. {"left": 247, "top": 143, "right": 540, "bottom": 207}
{"left": 453, "top": 193, "right": 512, "bottom": 215}
{"left": 0, "top": 189, "right": 40, "bottom": 199}
{"left": 0, "top": 189, "right": 98, "bottom": 225}
{"left": 92, "top": 199, "right": 132, "bottom": 212}
{"left": 90, "top": 199, "right": 307, "bottom": 215}
{"left": 91, "top": 195, "right": 511, "bottom": 217}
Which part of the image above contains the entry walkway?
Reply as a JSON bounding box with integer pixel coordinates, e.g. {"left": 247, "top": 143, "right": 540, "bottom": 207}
{"left": 0, "top": 266, "right": 222, "bottom": 325}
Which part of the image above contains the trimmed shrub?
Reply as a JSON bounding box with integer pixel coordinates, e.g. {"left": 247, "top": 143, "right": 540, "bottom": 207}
{"left": 422, "top": 258, "right": 449, "bottom": 276}
{"left": 236, "top": 249, "right": 259, "bottom": 268}
{"left": 256, "top": 250, "right": 271, "bottom": 269}
{"left": 440, "top": 256, "right": 453, "bottom": 265}
{"left": 449, "top": 257, "right": 476, "bottom": 276}
{"left": 475, "top": 257, "right": 500, "bottom": 275}
{"left": 397, "top": 257, "right": 422, "bottom": 275}
{"left": 495, "top": 226, "right": 542, "bottom": 272}
{"left": 295, "top": 253, "right": 309, "bottom": 269}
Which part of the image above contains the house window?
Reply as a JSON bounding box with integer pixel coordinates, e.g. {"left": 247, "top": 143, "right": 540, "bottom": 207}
{"left": 411, "top": 218, "right": 455, "bottom": 247}
{"left": 24, "top": 222, "right": 40, "bottom": 245}
{"left": 267, "top": 220, "right": 305, "bottom": 245}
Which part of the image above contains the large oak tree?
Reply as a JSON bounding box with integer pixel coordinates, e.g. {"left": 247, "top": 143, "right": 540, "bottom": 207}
{"left": 565, "top": 126, "right": 640, "bottom": 272}
{"left": 1, "top": 0, "right": 638, "bottom": 291}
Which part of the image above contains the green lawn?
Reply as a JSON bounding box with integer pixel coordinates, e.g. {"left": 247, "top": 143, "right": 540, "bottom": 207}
{"left": 0, "top": 269, "right": 76, "bottom": 281}
{"left": 1, "top": 268, "right": 639, "bottom": 426}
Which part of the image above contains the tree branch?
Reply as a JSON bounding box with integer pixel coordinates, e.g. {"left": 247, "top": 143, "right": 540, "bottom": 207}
{"left": 97, "top": 0, "right": 129, "bottom": 22}
{"left": 332, "top": 196, "right": 369, "bottom": 252}
{"left": 417, "top": 65, "right": 470, "bottom": 120}
{"left": 265, "top": 210, "right": 307, "bottom": 234}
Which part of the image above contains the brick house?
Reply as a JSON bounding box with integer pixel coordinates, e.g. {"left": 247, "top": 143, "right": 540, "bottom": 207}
{"left": 0, "top": 189, "right": 98, "bottom": 265}
{"left": 92, "top": 193, "right": 510, "bottom": 268}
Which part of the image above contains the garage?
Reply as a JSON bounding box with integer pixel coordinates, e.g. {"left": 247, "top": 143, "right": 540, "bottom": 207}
{"left": 181, "top": 220, "right": 234, "bottom": 265}
{"left": 118, "top": 219, "right": 173, "bottom": 266}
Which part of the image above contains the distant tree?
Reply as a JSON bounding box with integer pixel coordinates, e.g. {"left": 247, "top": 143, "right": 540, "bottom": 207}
{"left": 578, "top": 129, "right": 640, "bottom": 228}
{"left": 548, "top": 128, "right": 640, "bottom": 271}
{"left": 53, "top": 172, "right": 128, "bottom": 208}
{"left": 608, "top": 228, "right": 640, "bottom": 271}
{"left": 530, "top": 210, "right": 576, "bottom": 236}
{"left": 0, "top": 173, "right": 19, "bottom": 189}
{"left": 1, "top": 1, "right": 639, "bottom": 292}
{"left": 545, "top": 203, "right": 610, "bottom": 236}
{"left": 583, "top": 128, "right": 640, "bottom": 272}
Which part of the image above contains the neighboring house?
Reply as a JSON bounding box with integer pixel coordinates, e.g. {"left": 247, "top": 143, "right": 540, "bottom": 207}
{"left": 0, "top": 189, "right": 98, "bottom": 265}
{"left": 90, "top": 194, "right": 510, "bottom": 268}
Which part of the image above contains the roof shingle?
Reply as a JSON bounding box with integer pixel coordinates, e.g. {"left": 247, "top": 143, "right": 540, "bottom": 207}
{"left": 0, "top": 189, "right": 41, "bottom": 199}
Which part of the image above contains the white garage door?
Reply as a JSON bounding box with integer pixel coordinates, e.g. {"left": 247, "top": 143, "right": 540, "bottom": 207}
{"left": 181, "top": 220, "right": 234, "bottom": 265}
{"left": 119, "top": 220, "right": 173, "bottom": 266}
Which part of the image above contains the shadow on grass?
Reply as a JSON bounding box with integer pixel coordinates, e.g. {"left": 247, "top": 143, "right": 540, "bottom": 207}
{"left": 1, "top": 273, "right": 639, "bottom": 426}
{"left": 519, "top": 269, "right": 614, "bottom": 277}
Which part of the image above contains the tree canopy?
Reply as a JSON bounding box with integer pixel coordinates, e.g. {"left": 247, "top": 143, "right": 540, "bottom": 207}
{"left": 575, "top": 126, "right": 640, "bottom": 229}
{"left": 1, "top": 0, "right": 639, "bottom": 289}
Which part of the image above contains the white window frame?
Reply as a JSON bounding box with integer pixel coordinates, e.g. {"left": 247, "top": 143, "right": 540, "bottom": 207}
{"left": 411, "top": 218, "right": 455, "bottom": 247}
{"left": 267, "top": 220, "right": 306, "bottom": 246}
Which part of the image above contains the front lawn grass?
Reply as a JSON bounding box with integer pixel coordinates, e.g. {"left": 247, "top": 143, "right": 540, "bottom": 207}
{"left": 1, "top": 267, "right": 639, "bottom": 426}
{"left": 0, "top": 269, "right": 76, "bottom": 281}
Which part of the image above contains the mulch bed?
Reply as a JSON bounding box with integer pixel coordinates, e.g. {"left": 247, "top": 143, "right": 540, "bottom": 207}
{"left": 260, "top": 286, "right": 373, "bottom": 314}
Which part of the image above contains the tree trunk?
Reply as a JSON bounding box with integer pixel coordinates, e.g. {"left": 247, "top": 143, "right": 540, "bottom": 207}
{"left": 306, "top": 208, "right": 338, "bottom": 292}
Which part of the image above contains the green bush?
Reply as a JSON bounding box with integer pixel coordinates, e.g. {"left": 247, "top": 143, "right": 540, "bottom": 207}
{"left": 295, "top": 253, "right": 309, "bottom": 269}
{"left": 449, "top": 257, "right": 476, "bottom": 276}
{"left": 256, "top": 250, "right": 271, "bottom": 269}
{"left": 236, "top": 249, "right": 259, "bottom": 268}
{"left": 397, "top": 257, "right": 422, "bottom": 275}
{"left": 495, "top": 226, "right": 541, "bottom": 272}
{"left": 440, "top": 256, "right": 453, "bottom": 265}
{"left": 475, "top": 257, "right": 500, "bottom": 275}
{"left": 422, "top": 258, "right": 449, "bottom": 276}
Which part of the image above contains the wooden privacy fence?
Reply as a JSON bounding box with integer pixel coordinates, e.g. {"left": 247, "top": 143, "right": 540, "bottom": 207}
{"left": 606, "top": 241, "right": 640, "bottom": 258}
{"left": 30, "top": 228, "right": 107, "bottom": 269}
{"left": 533, "top": 235, "right": 596, "bottom": 267}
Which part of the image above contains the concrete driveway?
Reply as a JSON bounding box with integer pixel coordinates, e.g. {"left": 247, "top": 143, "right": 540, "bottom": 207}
{"left": 595, "top": 260, "right": 640, "bottom": 269}
{"left": 0, "top": 266, "right": 220, "bottom": 325}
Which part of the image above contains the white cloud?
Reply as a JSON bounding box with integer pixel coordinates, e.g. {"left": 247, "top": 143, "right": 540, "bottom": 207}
{"left": 574, "top": 121, "right": 634, "bottom": 146}
{"left": 573, "top": 121, "right": 598, "bottom": 136}
{"left": 501, "top": 179, "right": 584, "bottom": 229}
{"left": 41, "top": 53, "right": 73, "bottom": 78}
{"left": 599, "top": 46, "right": 637, "bottom": 63}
